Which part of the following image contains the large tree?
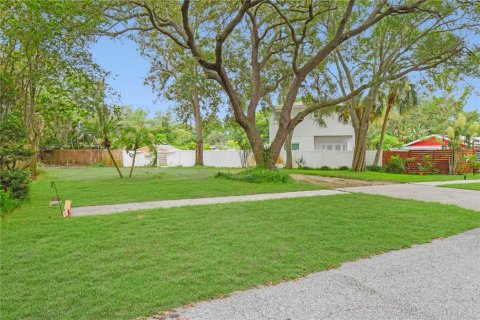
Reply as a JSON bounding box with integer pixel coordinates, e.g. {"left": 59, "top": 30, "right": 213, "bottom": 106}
{"left": 137, "top": 35, "right": 222, "bottom": 165}
{"left": 329, "top": 2, "right": 479, "bottom": 170}
{"left": 1, "top": 0, "right": 104, "bottom": 177}
{"left": 105, "top": 0, "right": 434, "bottom": 169}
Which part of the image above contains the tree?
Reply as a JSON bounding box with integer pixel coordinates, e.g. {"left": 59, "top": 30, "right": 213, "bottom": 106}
{"left": 106, "top": 0, "right": 433, "bottom": 169}
{"left": 373, "top": 79, "right": 418, "bottom": 166}
{"left": 138, "top": 34, "right": 222, "bottom": 165}
{"left": 446, "top": 114, "right": 467, "bottom": 174}
{"left": 1, "top": 0, "right": 104, "bottom": 177}
{"left": 117, "top": 109, "right": 154, "bottom": 178}
{"left": 330, "top": 2, "right": 479, "bottom": 171}
{"left": 96, "top": 104, "right": 124, "bottom": 178}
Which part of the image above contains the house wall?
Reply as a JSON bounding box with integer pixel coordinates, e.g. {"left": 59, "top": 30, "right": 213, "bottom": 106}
{"left": 269, "top": 106, "right": 355, "bottom": 151}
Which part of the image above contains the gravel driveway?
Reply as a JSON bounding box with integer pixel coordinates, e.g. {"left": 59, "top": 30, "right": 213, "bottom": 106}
{"left": 154, "top": 228, "right": 480, "bottom": 320}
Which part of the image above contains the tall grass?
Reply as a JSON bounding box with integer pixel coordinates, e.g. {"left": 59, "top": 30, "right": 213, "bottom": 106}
{"left": 216, "top": 168, "right": 292, "bottom": 183}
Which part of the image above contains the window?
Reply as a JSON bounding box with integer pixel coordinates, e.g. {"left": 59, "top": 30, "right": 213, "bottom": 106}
{"left": 284, "top": 143, "right": 300, "bottom": 150}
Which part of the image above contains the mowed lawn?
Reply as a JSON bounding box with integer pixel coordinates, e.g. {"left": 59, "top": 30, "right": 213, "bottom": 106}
{"left": 289, "top": 168, "right": 480, "bottom": 183}
{"left": 31, "top": 167, "right": 323, "bottom": 208}
{"left": 441, "top": 182, "right": 480, "bottom": 191}
{"left": 1, "top": 167, "right": 479, "bottom": 319}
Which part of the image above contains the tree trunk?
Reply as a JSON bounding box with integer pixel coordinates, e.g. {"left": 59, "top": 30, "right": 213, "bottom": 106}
{"left": 246, "top": 128, "right": 266, "bottom": 168}
{"left": 107, "top": 148, "right": 123, "bottom": 178}
{"left": 351, "top": 114, "right": 370, "bottom": 171}
{"left": 285, "top": 132, "right": 293, "bottom": 169}
{"left": 192, "top": 87, "right": 203, "bottom": 166}
{"left": 129, "top": 149, "right": 137, "bottom": 178}
{"left": 373, "top": 104, "right": 393, "bottom": 166}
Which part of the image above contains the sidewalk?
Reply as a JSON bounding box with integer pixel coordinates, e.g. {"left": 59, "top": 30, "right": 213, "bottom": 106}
{"left": 70, "top": 189, "right": 344, "bottom": 216}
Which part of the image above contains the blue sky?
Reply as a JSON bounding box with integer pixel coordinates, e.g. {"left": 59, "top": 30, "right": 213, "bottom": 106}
{"left": 90, "top": 37, "right": 480, "bottom": 113}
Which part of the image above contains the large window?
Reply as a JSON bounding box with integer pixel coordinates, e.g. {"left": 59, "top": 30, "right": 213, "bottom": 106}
{"left": 321, "top": 144, "right": 346, "bottom": 151}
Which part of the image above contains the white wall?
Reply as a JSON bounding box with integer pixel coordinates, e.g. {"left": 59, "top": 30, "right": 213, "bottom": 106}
{"left": 279, "top": 150, "right": 380, "bottom": 168}
{"left": 158, "top": 149, "right": 379, "bottom": 169}
{"left": 122, "top": 151, "right": 154, "bottom": 167}
{"left": 164, "top": 150, "right": 250, "bottom": 168}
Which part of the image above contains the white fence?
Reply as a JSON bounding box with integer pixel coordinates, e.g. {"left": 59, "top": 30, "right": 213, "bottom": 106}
{"left": 165, "top": 150, "right": 246, "bottom": 167}
{"left": 122, "top": 150, "right": 155, "bottom": 167}
{"left": 123, "top": 149, "right": 381, "bottom": 168}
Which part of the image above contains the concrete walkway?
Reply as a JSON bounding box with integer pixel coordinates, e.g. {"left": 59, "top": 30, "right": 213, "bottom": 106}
{"left": 153, "top": 228, "right": 480, "bottom": 320}
{"left": 411, "top": 179, "right": 480, "bottom": 186}
{"left": 70, "top": 190, "right": 344, "bottom": 216}
{"left": 339, "top": 183, "right": 480, "bottom": 211}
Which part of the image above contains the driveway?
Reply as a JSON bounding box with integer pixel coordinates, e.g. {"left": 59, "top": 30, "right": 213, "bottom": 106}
{"left": 153, "top": 228, "right": 480, "bottom": 320}
{"left": 339, "top": 183, "right": 480, "bottom": 211}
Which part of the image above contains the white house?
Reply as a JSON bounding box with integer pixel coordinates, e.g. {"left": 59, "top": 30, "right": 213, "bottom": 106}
{"left": 269, "top": 102, "right": 355, "bottom": 151}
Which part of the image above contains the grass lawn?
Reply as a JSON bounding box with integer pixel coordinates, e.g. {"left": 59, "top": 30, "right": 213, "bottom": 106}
{"left": 1, "top": 168, "right": 479, "bottom": 319}
{"left": 31, "top": 166, "right": 323, "bottom": 208}
{"left": 289, "top": 168, "right": 480, "bottom": 183}
{"left": 441, "top": 182, "right": 480, "bottom": 191}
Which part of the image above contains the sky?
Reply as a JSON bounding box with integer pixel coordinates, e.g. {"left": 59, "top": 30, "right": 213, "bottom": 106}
{"left": 90, "top": 37, "right": 480, "bottom": 114}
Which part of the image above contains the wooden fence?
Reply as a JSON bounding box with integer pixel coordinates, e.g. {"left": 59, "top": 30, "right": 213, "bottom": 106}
{"left": 382, "top": 149, "right": 477, "bottom": 174}
{"left": 41, "top": 149, "right": 123, "bottom": 167}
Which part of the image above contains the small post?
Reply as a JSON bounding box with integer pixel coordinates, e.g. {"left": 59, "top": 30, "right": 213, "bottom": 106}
{"left": 51, "top": 181, "right": 63, "bottom": 216}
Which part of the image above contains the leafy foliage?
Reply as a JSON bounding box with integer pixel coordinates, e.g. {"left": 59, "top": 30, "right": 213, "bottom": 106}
{"left": 385, "top": 155, "right": 405, "bottom": 174}
{"left": 0, "top": 169, "right": 30, "bottom": 200}
{"left": 216, "top": 168, "right": 292, "bottom": 183}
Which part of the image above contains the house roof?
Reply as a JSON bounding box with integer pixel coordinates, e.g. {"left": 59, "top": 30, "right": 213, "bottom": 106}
{"left": 403, "top": 134, "right": 466, "bottom": 149}
{"left": 404, "top": 134, "right": 449, "bottom": 147}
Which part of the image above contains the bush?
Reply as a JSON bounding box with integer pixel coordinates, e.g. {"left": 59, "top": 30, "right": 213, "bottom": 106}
{"left": 338, "top": 165, "right": 350, "bottom": 170}
{"left": 88, "top": 162, "right": 106, "bottom": 167}
{"left": 295, "top": 156, "right": 306, "bottom": 168}
{"left": 385, "top": 155, "right": 404, "bottom": 174}
{"left": 216, "top": 168, "right": 292, "bottom": 183}
{"left": 366, "top": 165, "right": 383, "bottom": 172}
{"left": 320, "top": 166, "right": 331, "bottom": 170}
{"left": 0, "top": 169, "right": 30, "bottom": 200}
{"left": 0, "top": 190, "right": 19, "bottom": 216}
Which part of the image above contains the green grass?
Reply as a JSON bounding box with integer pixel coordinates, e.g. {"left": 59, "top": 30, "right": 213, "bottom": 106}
{"left": 2, "top": 168, "right": 479, "bottom": 319}
{"left": 216, "top": 168, "right": 292, "bottom": 183}
{"left": 289, "top": 168, "right": 480, "bottom": 183}
{"left": 441, "top": 182, "right": 480, "bottom": 191}
{"left": 30, "top": 167, "right": 322, "bottom": 208}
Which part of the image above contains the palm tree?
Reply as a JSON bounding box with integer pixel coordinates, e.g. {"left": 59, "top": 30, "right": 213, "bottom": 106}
{"left": 97, "top": 104, "right": 123, "bottom": 178}
{"left": 373, "top": 79, "right": 418, "bottom": 166}
{"left": 118, "top": 109, "right": 154, "bottom": 178}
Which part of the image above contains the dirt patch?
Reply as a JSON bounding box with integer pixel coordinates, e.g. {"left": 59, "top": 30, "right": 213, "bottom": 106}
{"left": 291, "top": 174, "right": 395, "bottom": 188}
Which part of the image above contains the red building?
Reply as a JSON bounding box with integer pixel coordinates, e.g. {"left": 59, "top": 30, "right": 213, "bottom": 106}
{"left": 403, "top": 134, "right": 466, "bottom": 150}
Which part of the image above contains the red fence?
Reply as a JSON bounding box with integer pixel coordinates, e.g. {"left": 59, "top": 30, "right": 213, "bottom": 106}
{"left": 41, "top": 149, "right": 123, "bottom": 167}
{"left": 382, "top": 149, "right": 476, "bottom": 174}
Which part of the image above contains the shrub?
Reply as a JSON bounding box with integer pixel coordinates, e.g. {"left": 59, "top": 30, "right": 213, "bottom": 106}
{"left": 338, "top": 165, "right": 350, "bottom": 170}
{"left": 295, "top": 156, "right": 306, "bottom": 168}
{"left": 366, "top": 165, "right": 383, "bottom": 172}
{"left": 88, "top": 162, "right": 107, "bottom": 167}
{"left": 404, "top": 157, "right": 415, "bottom": 173}
{"left": 216, "top": 168, "right": 292, "bottom": 183}
{"left": 417, "top": 155, "right": 438, "bottom": 174}
{"left": 320, "top": 166, "right": 331, "bottom": 170}
{"left": 385, "top": 155, "right": 404, "bottom": 173}
{"left": 0, "top": 190, "right": 19, "bottom": 216}
{"left": 0, "top": 169, "right": 30, "bottom": 200}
